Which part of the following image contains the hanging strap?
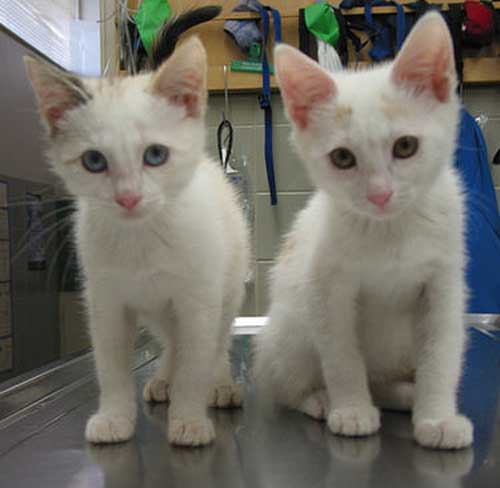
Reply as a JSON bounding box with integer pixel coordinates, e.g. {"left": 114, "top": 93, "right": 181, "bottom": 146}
{"left": 365, "top": 0, "right": 406, "bottom": 60}
{"left": 254, "top": 2, "right": 282, "bottom": 206}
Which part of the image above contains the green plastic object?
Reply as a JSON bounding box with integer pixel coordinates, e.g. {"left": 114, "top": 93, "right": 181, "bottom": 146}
{"left": 304, "top": 2, "right": 340, "bottom": 47}
{"left": 230, "top": 42, "right": 274, "bottom": 74}
{"left": 134, "top": 0, "right": 172, "bottom": 56}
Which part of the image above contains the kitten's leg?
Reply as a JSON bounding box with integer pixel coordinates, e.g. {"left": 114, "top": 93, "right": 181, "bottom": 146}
{"left": 167, "top": 296, "right": 220, "bottom": 446}
{"left": 413, "top": 270, "right": 473, "bottom": 449}
{"left": 209, "top": 348, "right": 242, "bottom": 408}
{"left": 371, "top": 381, "right": 414, "bottom": 412}
{"left": 208, "top": 307, "right": 242, "bottom": 408}
{"left": 312, "top": 281, "right": 380, "bottom": 437}
{"left": 85, "top": 300, "right": 137, "bottom": 444}
{"left": 143, "top": 345, "right": 172, "bottom": 403}
{"left": 254, "top": 304, "right": 323, "bottom": 411}
{"left": 297, "top": 389, "right": 330, "bottom": 420}
{"left": 143, "top": 309, "right": 175, "bottom": 403}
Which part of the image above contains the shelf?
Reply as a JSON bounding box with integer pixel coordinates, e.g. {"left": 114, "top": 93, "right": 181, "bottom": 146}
{"left": 207, "top": 58, "right": 500, "bottom": 92}
{"left": 125, "top": 1, "right": 500, "bottom": 90}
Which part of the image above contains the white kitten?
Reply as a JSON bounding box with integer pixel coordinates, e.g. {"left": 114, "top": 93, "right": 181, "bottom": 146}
{"left": 25, "top": 37, "right": 249, "bottom": 447}
{"left": 255, "top": 12, "right": 473, "bottom": 450}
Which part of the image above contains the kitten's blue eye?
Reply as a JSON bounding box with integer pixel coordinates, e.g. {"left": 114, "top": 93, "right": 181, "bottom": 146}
{"left": 81, "top": 150, "right": 108, "bottom": 173}
{"left": 144, "top": 144, "right": 169, "bottom": 167}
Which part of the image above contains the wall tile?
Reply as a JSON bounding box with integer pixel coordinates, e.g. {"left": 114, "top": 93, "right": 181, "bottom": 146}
{"left": 256, "top": 125, "right": 313, "bottom": 192}
{"left": 255, "top": 192, "right": 311, "bottom": 260}
{"left": 206, "top": 94, "right": 258, "bottom": 127}
{"left": 240, "top": 279, "right": 257, "bottom": 316}
{"left": 256, "top": 261, "right": 273, "bottom": 315}
{"left": 463, "top": 87, "right": 500, "bottom": 117}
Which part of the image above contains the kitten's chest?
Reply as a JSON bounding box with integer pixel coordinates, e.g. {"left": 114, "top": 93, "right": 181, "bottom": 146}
{"left": 78, "top": 219, "right": 180, "bottom": 276}
{"left": 336, "top": 219, "right": 440, "bottom": 300}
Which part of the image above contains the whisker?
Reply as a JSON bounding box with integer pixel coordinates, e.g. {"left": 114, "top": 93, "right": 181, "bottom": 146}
{"left": 5, "top": 189, "right": 55, "bottom": 204}
{"left": 11, "top": 216, "right": 73, "bottom": 265}
{"left": 4, "top": 197, "right": 75, "bottom": 208}
{"left": 46, "top": 230, "right": 74, "bottom": 290}
{"left": 151, "top": 228, "right": 171, "bottom": 249}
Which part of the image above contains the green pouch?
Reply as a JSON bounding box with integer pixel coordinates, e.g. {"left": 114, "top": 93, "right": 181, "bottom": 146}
{"left": 134, "top": 0, "right": 172, "bottom": 56}
{"left": 304, "top": 2, "right": 340, "bottom": 47}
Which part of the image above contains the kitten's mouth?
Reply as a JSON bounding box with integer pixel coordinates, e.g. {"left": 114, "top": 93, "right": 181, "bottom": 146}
{"left": 368, "top": 203, "right": 407, "bottom": 220}
{"left": 118, "top": 207, "right": 145, "bottom": 220}
{"left": 357, "top": 202, "right": 399, "bottom": 220}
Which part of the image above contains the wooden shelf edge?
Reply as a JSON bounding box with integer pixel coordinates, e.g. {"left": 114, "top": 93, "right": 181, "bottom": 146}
{"left": 207, "top": 57, "right": 500, "bottom": 92}
{"left": 118, "top": 56, "right": 500, "bottom": 90}
{"left": 220, "top": 2, "right": 499, "bottom": 20}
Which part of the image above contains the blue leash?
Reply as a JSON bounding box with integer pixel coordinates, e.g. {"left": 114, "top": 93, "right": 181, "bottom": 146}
{"left": 365, "top": 0, "right": 406, "bottom": 60}
{"left": 254, "top": 2, "right": 282, "bottom": 206}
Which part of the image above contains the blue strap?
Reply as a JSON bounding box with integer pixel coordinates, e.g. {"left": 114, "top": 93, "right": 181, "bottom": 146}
{"left": 254, "top": 2, "right": 281, "bottom": 206}
{"left": 365, "top": 0, "right": 406, "bottom": 60}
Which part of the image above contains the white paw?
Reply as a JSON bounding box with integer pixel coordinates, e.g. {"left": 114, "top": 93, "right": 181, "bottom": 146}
{"left": 208, "top": 383, "right": 243, "bottom": 408}
{"left": 143, "top": 377, "right": 170, "bottom": 403}
{"left": 328, "top": 406, "right": 381, "bottom": 437}
{"left": 168, "top": 416, "right": 215, "bottom": 447}
{"left": 85, "top": 412, "right": 135, "bottom": 444}
{"left": 414, "top": 415, "right": 473, "bottom": 450}
{"left": 298, "top": 390, "right": 329, "bottom": 420}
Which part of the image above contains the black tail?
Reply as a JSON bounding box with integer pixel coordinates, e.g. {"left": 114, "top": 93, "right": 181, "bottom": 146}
{"left": 150, "top": 6, "right": 222, "bottom": 69}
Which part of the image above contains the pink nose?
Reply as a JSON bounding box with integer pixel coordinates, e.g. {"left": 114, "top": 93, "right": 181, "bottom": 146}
{"left": 367, "top": 191, "right": 393, "bottom": 209}
{"left": 115, "top": 193, "right": 142, "bottom": 211}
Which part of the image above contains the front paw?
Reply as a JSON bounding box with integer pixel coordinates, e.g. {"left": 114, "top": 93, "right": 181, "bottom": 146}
{"left": 85, "top": 411, "right": 136, "bottom": 444}
{"left": 208, "top": 383, "right": 243, "bottom": 408}
{"left": 414, "top": 415, "right": 473, "bottom": 449}
{"left": 168, "top": 416, "right": 215, "bottom": 447}
{"left": 328, "top": 405, "right": 381, "bottom": 437}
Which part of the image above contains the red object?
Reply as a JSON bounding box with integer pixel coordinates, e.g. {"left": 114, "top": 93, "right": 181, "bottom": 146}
{"left": 463, "top": 0, "right": 495, "bottom": 46}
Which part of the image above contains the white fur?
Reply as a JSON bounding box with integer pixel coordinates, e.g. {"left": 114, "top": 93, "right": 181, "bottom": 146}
{"left": 255, "top": 13, "right": 473, "bottom": 450}
{"left": 26, "top": 39, "right": 249, "bottom": 446}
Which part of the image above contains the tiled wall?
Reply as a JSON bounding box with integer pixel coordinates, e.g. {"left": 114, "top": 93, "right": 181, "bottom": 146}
{"left": 206, "top": 94, "right": 313, "bottom": 315}
{"left": 0, "top": 177, "right": 60, "bottom": 382}
{"left": 207, "top": 87, "right": 500, "bottom": 316}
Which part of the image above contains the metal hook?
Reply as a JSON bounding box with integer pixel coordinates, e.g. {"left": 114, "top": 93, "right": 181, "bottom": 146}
{"left": 223, "top": 64, "right": 230, "bottom": 121}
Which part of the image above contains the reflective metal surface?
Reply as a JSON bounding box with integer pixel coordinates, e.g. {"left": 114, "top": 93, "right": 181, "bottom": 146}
{"left": 0, "top": 328, "right": 498, "bottom": 488}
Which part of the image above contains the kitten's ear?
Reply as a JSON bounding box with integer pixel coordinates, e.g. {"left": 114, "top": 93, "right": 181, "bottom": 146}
{"left": 24, "top": 57, "right": 91, "bottom": 136}
{"left": 391, "top": 12, "right": 456, "bottom": 102}
{"left": 151, "top": 36, "right": 207, "bottom": 118}
{"left": 274, "top": 44, "right": 336, "bottom": 130}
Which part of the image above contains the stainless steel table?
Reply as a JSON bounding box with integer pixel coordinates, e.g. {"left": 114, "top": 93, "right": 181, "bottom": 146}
{"left": 0, "top": 323, "right": 498, "bottom": 488}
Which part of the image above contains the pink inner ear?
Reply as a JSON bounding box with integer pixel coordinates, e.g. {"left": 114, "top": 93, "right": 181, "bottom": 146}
{"left": 391, "top": 14, "right": 455, "bottom": 103}
{"left": 169, "top": 93, "right": 200, "bottom": 118}
{"left": 432, "top": 54, "right": 451, "bottom": 102}
{"left": 45, "top": 100, "right": 76, "bottom": 133}
{"left": 281, "top": 76, "right": 336, "bottom": 130}
{"left": 290, "top": 105, "right": 309, "bottom": 130}
{"left": 47, "top": 106, "right": 63, "bottom": 126}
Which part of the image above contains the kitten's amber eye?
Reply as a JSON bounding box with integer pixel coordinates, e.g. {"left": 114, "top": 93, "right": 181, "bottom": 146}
{"left": 81, "top": 150, "right": 108, "bottom": 173}
{"left": 393, "top": 136, "right": 419, "bottom": 159}
{"left": 329, "top": 147, "right": 356, "bottom": 170}
{"left": 144, "top": 144, "right": 169, "bottom": 167}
